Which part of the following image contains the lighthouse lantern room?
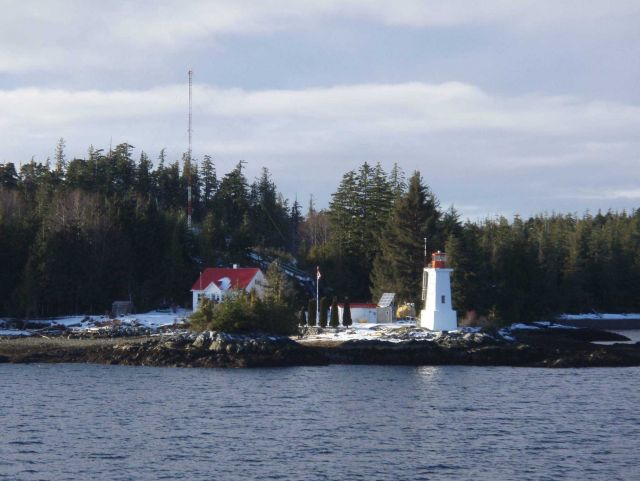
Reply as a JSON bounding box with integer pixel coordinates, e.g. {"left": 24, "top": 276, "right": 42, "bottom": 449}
{"left": 420, "top": 251, "right": 458, "bottom": 331}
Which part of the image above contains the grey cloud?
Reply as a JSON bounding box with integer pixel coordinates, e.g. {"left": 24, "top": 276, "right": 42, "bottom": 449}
{"left": 0, "top": 81, "right": 638, "bottom": 218}
{"left": 1, "top": 1, "right": 639, "bottom": 73}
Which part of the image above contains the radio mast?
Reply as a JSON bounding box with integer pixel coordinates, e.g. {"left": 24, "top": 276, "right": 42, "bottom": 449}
{"left": 187, "top": 69, "right": 193, "bottom": 229}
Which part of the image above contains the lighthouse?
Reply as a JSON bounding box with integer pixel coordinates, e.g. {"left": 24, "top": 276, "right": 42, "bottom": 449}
{"left": 420, "top": 251, "right": 457, "bottom": 331}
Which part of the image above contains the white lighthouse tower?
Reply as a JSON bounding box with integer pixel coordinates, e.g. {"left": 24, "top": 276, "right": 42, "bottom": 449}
{"left": 420, "top": 251, "right": 457, "bottom": 331}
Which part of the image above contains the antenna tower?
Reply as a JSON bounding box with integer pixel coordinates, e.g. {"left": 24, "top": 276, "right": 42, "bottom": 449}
{"left": 187, "top": 69, "right": 193, "bottom": 229}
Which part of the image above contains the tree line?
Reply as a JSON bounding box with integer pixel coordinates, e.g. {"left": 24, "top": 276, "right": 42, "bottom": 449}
{"left": 1, "top": 139, "right": 639, "bottom": 323}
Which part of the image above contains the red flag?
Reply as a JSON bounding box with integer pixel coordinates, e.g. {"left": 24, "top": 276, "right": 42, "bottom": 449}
{"left": 316, "top": 266, "right": 321, "bottom": 281}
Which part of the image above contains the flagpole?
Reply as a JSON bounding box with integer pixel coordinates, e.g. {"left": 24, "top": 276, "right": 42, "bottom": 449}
{"left": 316, "top": 266, "right": 320, "bottom": 324}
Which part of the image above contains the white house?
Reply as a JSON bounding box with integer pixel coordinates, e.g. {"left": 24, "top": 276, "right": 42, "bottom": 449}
{"left": 191, "top": 266, "right": 266, "bottom": 311}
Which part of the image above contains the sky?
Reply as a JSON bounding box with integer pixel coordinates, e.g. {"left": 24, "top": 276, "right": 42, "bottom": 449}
{"left": 1, "top": 0, "right": 639, "bottom": 219}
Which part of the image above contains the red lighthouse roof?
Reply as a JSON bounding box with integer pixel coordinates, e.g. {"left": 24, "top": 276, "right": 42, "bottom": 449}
{"left": 432, "top": 251, "right": 447, "bottom": 268}
{"left": 191, "top": 267, "right": 261, "bottom": 291}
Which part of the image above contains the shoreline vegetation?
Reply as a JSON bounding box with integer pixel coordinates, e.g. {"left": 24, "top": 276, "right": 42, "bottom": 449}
{"left": 1, "top": 325, "right": 638, "bottom": 369}
{"left": 2, "top": 153, "right": 640, "bottom": 326}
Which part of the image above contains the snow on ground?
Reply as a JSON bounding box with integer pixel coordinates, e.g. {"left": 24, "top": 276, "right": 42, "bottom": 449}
{"left": 52, "top": 309, "right": 190, "bottom": 330}
{"left": 1, "top": 311, "right": 629, "bottom": 339}
{"left": 309, "top": 324, "right": 406, "bottom": 342}
{"left": 303, "top": 322, "right": 446, "bottom": 343}
{"left": 511, "top": 321, "right": 575, "bottom": 330}
{"left": 0, "top": 309, "right": 190, "bottom": 336}
{"left": 303, "top": 320, "right": 580, "bottom": 343}
{"left": 559, "top": 313, "right": 640, "bottom": 321}
{"left": 0, "top": 329, "right": 32, "bottom": 337}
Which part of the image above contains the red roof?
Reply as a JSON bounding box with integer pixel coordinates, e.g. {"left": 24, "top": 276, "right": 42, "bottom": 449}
{"left": 338, "top": 303, "right": 377, "bottom": 309}
{"left": 192, "top": 267, "right": 261, "bottom": 291}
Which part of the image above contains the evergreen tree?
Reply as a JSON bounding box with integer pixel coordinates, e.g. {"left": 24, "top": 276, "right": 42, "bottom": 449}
{"left": 319, "top": 296, "right": 329, "bottom": 327}
{"left": 263, "top": 260, "right": 292, "bottom": 302}
{"left": 200, "top": 154, "right": 217, "bottom": 206}
{"left": 216, "top": 161, "right": 250, "bottom": 256}
{"left": 249, "top": 167, "right": 289, "bottom": 249}
{"left": 327, "top": 162, "right": 394, "bottom": 300}
{"left": 389, "top": 162, "right": 406, "bottom": 201}
{"left": 199, "top": 212, "right": 224, "bottom": 267}
{"left": 136, "top": 151, "right": 153, "bottom": 195}
{"left": 2, "top": 150, "right": 639, "bottom": 323}
{"left": 370, "top": 171, "right": 441, "bottom": 307}
{"left": 308, "top": 298, "right": 317, "bottom": 326}
{"left": 0, "top": 163, "right": 19, "bottom": 188}
{"left": 342, "top": 298, "right": 352, "bottom": 327}
{"left": 330, "top": 296, "right": 340, "bottom": 327}
{"left": 297, "top": 306, "right": 307, "bottom": 326}
{"left": 54, "top": 138, "right": 67, "bottom": 178}
{"left": 445, "top": 230, "right": 485, "bottom": 315}
{"left": 111, "top": 143, "right": 135, "bottom": 194}
{"left": 328, "top": 169, "right": 359, "bottom": 255}
{"left": 289, "top": 198, "right": 303, "bottom": 255}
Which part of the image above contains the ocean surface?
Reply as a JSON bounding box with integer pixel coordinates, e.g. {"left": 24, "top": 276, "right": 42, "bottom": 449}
{"left": 1, "top": 363, "right": 639, "bottom": 481}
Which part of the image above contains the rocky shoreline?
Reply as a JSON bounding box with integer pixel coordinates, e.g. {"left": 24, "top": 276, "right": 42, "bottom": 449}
{"left": 1, "top": 325, "right": 639, "bottom": 368}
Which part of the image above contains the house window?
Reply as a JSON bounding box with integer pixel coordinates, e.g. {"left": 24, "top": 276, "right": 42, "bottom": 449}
{"left": 441, "top": 295, "right": 446, "bottom": 304}
{"left": 197, "top": 293, "right": 206, "bottom": 307}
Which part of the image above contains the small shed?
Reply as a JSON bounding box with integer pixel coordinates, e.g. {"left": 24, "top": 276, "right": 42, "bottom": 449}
{"left": 376, "top": 293, "right": 396, "bottom": 323}
{"left": 112, "top": 301, "right": 134, "bottom": 317}
{"left": 338, "top": 303, "right": 378, "bottom": 324}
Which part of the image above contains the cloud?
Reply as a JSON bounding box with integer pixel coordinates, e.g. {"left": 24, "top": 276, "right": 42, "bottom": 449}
{"left": 1, "top": 80, "right": 638, "bottom": 217}
{"left": 1, "top": 1, "right": 639, "bottom": 73}
{"left": 570, "top": 189, "right": 640, "bottom": 201}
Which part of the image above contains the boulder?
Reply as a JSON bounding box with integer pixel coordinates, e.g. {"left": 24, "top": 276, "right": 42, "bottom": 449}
{"left": 192, "top": 332, "right": 212, "bottom": 349}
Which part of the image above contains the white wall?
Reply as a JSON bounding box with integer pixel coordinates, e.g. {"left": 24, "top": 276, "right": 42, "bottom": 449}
{"left": 339, "top": 306, "right": 377, "bottom": 324}
{"left": 192, "top": 270, "right": 265, "bottom": 311}
{"left": 420, "top": 267, "right": 457, "bottom": 331}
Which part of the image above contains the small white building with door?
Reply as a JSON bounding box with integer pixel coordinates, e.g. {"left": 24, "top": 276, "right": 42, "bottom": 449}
{"left": 338, "top": 303, "right": 378, "bottom": 324}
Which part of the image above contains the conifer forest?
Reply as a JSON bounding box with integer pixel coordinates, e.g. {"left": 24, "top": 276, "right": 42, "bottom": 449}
{"left": 1, "top": 139, "right": 639, "bottom": 323}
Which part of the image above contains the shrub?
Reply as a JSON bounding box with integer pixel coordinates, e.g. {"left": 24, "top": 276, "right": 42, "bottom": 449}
{"left": 330, "top": 296, "right": 340, "bottom": 328}
{"left": 308, "top": 298, "right": 316, "bottom": 326}
{"left": 319, "top": 296, "right": 329, "bottom": 327}
{"left": 297, "top": 307, "right": 307, "bottom": 326}
{"left": 189, "top": 297, "right": 215, "bottom": 330}
{"left": 343, "top": 297, "right": 352, "bottom": 327}
{"left": 189, "top": 291, "right": 298, "bottom": 335}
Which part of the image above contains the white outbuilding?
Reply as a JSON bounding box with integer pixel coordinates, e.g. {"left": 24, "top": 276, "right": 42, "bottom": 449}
{"left": 338, "top": 303, "right": 378, "bottom": 324}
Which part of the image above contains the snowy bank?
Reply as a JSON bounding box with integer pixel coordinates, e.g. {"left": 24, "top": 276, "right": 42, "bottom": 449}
{"left": 557, "top": 313, "right": 640, "bottom": 330}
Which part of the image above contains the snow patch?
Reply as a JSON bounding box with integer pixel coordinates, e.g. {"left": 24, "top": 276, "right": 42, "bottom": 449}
{"left": 559, "top": 313, "right": 640, "bottom": 321}
{"left": 510, "top": 323, "right": 541, "bottom": 330}
{"left": 0, "top": 329, "right": 32, "bottom": 337}
{"left": 301, "top": 322, "right": 473, "bottom": 343}
{"left": 11, "top": 309, "right": 190, "bottom": 334}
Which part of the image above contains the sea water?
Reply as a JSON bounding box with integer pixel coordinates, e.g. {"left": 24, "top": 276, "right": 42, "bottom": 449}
{"left": 1, "top": 363, "right": 639, "bottom": 481}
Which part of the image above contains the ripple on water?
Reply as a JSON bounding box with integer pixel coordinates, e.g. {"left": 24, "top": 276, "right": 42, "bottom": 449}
{"left": 0, "top": 364, "right": 639, "bottom": 481}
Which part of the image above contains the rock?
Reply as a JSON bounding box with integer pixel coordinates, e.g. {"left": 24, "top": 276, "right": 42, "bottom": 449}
{"left": 3, "top": 327, "right": 640, "bottom": 368}
{"left": 192, "top": 332, "right": 211, "bottom": 349}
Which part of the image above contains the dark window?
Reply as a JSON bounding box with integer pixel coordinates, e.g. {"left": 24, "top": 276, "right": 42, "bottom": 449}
{"left": 441, "top": 295, "right": 446, "bottom": 304}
